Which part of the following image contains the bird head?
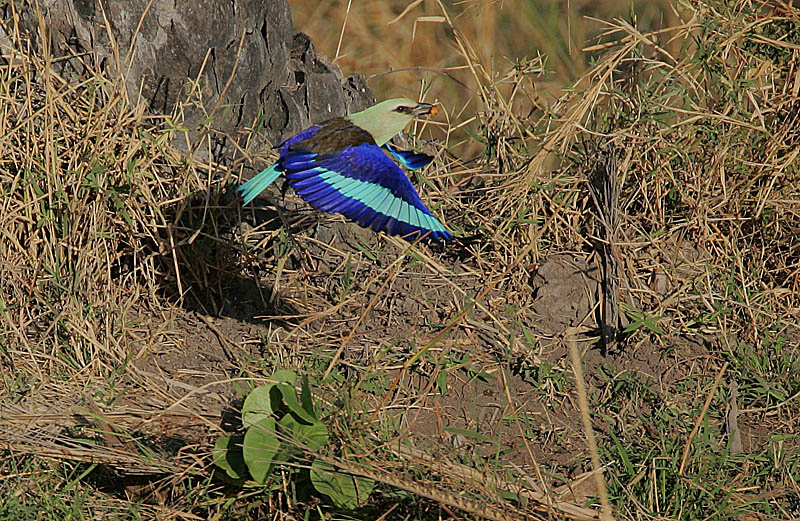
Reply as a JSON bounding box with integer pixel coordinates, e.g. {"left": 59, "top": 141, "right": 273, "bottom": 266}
{"left": 347, "top": 98, "right": 438, "bottom": 146}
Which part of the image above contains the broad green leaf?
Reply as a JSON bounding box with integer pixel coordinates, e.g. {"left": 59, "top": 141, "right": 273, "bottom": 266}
{"left": 242, "top": 384, "right": 275, "bottom": 428}
{"left": 270, "top": 369, "right": 297, "bottom": 385}
{"left": 279, "top": 413, "right": 328, "bottom": 452}
{"left": 274, "top": 383, "right": 316, "bottom": 424}
{"left": 243, "top": 417, "right": 280, "bottom": 484}
{"left": 213, "top": 435, "right": 246, "bottom": 480}
{"left": 310, "top": 459, "right": 374, "bottom": 509}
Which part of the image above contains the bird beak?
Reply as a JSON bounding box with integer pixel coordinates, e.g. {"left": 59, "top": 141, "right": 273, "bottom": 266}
{"left": 411, "top": 103, "right": 439, "bottom": 117}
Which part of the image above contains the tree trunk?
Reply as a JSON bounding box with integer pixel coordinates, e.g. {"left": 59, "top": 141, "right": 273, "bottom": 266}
{"left": 9, "top": 0, "right": 374, "bottom": 150}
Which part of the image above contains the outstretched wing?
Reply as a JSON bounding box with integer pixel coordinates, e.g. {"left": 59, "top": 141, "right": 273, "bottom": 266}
{"left": 280, "top": 141, "right": 451, "bottom": 242}
{"left": 383, "top": 143, "right": 435, "bottom": 170}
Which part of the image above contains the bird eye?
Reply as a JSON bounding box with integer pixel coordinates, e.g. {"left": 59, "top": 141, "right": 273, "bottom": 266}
{"left": 394, "top": 106, "right": 410, "bottom": 113}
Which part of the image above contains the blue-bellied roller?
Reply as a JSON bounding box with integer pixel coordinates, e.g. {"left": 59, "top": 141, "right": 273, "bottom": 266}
{"left": 238, "top": 98, "right": 451, "bottom": 242}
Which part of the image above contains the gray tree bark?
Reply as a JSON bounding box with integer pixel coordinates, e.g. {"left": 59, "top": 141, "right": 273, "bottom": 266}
{"left": 9, "top": 0, "right": 374, "bottom": 150}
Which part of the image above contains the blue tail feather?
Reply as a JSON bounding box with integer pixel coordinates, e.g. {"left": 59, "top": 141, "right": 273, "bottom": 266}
{"left": 238, "top": 164, "right": 282, "bottom": 205}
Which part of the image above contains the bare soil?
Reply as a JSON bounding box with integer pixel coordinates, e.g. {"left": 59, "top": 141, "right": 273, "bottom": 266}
{"left": 122, "top": 222, "right": 764, "bottom": 496}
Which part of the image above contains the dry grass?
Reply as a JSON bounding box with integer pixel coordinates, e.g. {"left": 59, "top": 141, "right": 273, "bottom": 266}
{"left": 0, "top": 3, "right": 248, "bottom": 372}
{"left": 2, "top": 1, "right": 800, "bottom": 520}
{"left": 290, "top": 0, "right": 676, "bottom": 156}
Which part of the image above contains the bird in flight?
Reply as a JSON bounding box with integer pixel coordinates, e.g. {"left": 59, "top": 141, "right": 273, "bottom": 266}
{"left": 238, "top": 98, "right": 451, "bottom": 242}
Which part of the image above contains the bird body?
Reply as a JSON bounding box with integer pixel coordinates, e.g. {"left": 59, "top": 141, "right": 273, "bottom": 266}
{"left": 239, "top": 98, "right": 451, "bottom": 242}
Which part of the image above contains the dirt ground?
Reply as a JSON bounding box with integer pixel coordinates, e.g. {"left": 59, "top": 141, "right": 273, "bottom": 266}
{"left": 120, "top": 220, "right": 768, "bottom": 503}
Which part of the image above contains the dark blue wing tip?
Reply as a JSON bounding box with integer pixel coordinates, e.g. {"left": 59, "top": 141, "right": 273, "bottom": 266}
{"left": 421, "top": 229, "right": 453, "bottom": 243}
{"left": 403, "top": 225, "right": 452, "bottom": 243}
{"left": 340, "top": 201, "right": 451, "bottom": 244}
{"left": 382, "top": 215, "right": 453, "bottom": 244}
{"left": 383, "top": 143, "right": 435, "bottom": 170}
{"left": 385, "top": 226, "right": 452, "bottom": 244}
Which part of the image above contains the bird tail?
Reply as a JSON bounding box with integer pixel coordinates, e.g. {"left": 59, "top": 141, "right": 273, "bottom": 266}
{"left": 238, "top": 164, "right": 282, "bottom": 205}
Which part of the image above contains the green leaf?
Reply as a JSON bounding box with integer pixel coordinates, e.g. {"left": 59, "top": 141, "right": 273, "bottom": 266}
{"left": 609, "top": 430, "right": 633, "bottom": 475}
{"left": 443, "top": 426, "right": 495, "bottom": 444}
{"left": 436, "top": 370, "right": 447, "bottom": 395}
{"left": 279, "top": 413, "right": 329, "bottom": 452}
{"left": 464, "top": 127, "right": 487, "bottom": 145}
{"left": 213, "top": 435, "right": 247, "bottom": 481}
{"left": 242, "top": 385, "right": 275, "bottom": 428}
{"left": 243, "top": 417, "right": 281, "bottom": 484}
{"left": 274, "top": 383, "right": 317, "bottom": 424}
{"left": 271, "top": 369, "right": 298, "bottom": 386}
{"left": 300, "top": 374, "right": 317, "bottom": 420}
{"left": 464, "top": 365, "right": 494, "bottom": 383}
{"left": 310, "top": 459, "right": 374, "bottom": 509}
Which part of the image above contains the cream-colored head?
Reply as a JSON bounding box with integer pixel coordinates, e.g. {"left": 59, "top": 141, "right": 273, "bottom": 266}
{"left": 347, "top": 98, "right": 438, "bottom": 146}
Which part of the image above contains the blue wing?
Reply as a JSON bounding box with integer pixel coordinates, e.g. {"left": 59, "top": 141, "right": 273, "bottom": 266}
{"left": 281, "top": 143, "right": 451, "bottom": 242}
{"left": 383, "top": 143, "right": 435, "bottom": 170}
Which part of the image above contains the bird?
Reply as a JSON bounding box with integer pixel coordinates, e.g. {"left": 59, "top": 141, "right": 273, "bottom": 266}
{"left": 238, "top": 98, "right": 452, "bottom": 242}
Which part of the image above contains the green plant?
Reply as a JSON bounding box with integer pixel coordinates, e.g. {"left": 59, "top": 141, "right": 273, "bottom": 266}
{"left": 212, "top": 369, "right": 375, "bottom": 509}
{"left": 621, "top": 303, "right": 664, "bottom": 336}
